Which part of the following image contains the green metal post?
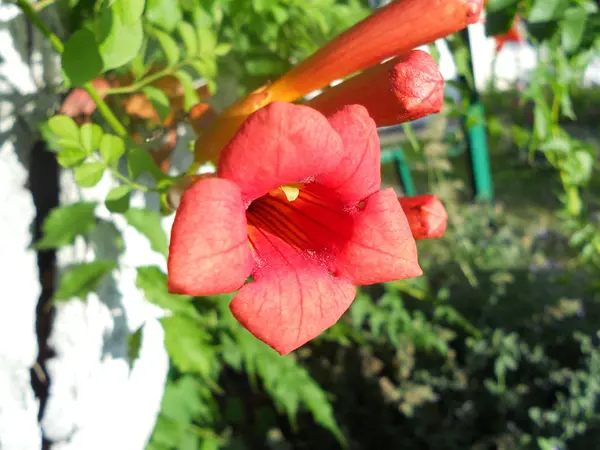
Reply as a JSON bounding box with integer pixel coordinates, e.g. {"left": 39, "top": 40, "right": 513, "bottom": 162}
{"left": 459, "top": 29, "right": 494, "bottom": 201}
{"left": 465, "top": 102, "right": 494, "bottom": 200}
{"left": 381, "top": 148, "right": 417, "bottom": 196}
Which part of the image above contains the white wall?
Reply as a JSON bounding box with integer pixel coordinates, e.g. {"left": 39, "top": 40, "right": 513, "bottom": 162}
{"left": 0, "top": 3, "right": 172, "bottom": 449}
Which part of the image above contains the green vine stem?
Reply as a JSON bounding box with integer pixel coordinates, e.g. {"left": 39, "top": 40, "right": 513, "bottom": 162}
{"left": 33, "top": 0, "right": 57, "bottom": 11}
{"left": 104, "top": 67, "right": 174, "bottom": 96}
{"left": 15, "top": 0, "right": 63, "bottom": 52}
{"left": 104, "top": 59, "right": 200, "bottom": 96}
{"left": 15, "top": 0, "right": 128, "bottom": 138}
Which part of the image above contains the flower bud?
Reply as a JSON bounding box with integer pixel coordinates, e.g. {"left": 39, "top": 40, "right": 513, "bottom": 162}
{"left": 399, "top": 194, "right": 448, "bottom": 240}
{"left": 306, "top": 50, "right": 444, "bottom": 127}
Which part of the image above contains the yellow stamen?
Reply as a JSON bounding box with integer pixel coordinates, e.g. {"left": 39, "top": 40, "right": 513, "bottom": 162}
{"left": 280, "top": 185, "right": 301, "bottom": 202}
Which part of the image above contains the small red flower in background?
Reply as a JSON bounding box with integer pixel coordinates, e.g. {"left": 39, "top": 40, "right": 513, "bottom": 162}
{"left": 399, "top": 195, "right": 448, "bottom": 240}
{"left": 168, "top": 102, "right": 422, "bottom": 355}
{"left": 60, "top": 78, "right": 111, "bottom": 118}
{"left": 495, "top": 16, "right": 524, "bottom": 51}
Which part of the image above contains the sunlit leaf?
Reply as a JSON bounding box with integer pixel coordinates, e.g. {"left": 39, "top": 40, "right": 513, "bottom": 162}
{"left": 62, "top": 29, "right": 103, "bottom": 86}
{"left": 58, "top": 147, "right": 88, "bottom": 168}
{"left": 74, "top": 162, "right": 105, "bottom": 187}
{"left": 54, "top": 260, "right": 116, "bottom": 301}
{"left": 99, "top": 134, "right": 126, "bottom": 165}
{"left": 97, "top": 5, "right": 143, "bottom": 70}
{"left": 177, "top": 22, "right": 198, "bottom": 57}
{"left": 125, "top": 208, "right": 168, "bottom": 257}
{"left": 105, "top": 185, "right": 132, "bottom": 213}
{"left": 174, "top": 70, "right": 199, "bottom": 111}
{"left": 80, "top": 123, "right": 103, "bottom": 153}
{"left": 36, "top": 202, "right": 97, "bottom": 249}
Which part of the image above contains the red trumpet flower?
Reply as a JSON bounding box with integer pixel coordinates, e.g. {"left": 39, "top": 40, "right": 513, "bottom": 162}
{"left": 194, "top": 0, "right": 484, "bottom": 163}
{"left": 168, "top": 102, "right": 422, "bottom": 354}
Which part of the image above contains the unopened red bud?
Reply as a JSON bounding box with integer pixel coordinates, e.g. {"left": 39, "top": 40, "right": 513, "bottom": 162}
{"left": 399, "top": 194, "right": 448, "bottom": 240}
{"left": 306, "top": 50, "right": 444, "bottom": 127}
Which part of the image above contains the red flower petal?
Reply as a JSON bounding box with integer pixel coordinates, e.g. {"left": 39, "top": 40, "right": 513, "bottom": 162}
{"left": 167, "top": 177, "right": 254, "bottom": 296}
{"left": 399, "top": 194, "right": 448, "bottom": 240}
{"left": 336, "top": 188, "right": 422, "bottom": 285}
{"left": 217, "top": 102, "right": 343, "bottom": 203}
{"left": 316, "top": 105, "right": 381, "bottom": 205}
{"left": 230, "top": 225, "right": 356, "bottom": 355}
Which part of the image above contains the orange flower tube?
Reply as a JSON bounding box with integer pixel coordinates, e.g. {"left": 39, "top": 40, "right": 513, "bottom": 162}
{"left": 305, "top": 50, "right": 444, "bottom": 127}
{"left": 194, "top": 0, "right": 484, "bottom": 164}
{"left": 268, "top": 0, "right": 482, "bottom": 102}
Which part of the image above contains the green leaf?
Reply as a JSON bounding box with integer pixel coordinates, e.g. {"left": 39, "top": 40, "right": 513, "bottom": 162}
{"left": 128, "top": 326, "right": 143, "bottom": 369}
{"left": 114, "top": 0, "right": 146, "bottom": 26}
{"left": 99, "top": 134, "right": 126, "bottom": 165}
{"left": 57, "top": 147, "right": 88, "bottom": 168}
{"left": 159, "top": 376, "right": 205, "bottom": 423}
{"left": 62, "top": 29, "right": 103, "bottom": 86}
{"left": 563, "top": 150, "right": 595, "bottom": 186}
{"left": 152, "top": 28, "right": 180, "bottom": 66}
{"left": 245, "top": 58, "right": 287, "bottom": 76}
{"left": 162, "top": 315, "right": 215, "bottom": 377}
{"left": 54, "top": 260, "right": 116, "bottom": 301}
{"left": 214, "top": 43, "right": 232, "bottom": 56}
{"left": 529, "top": 0, "right": 567, "bottom": 23}
{"left": 127, "top": 147, "right": 164, "bottom": 180}
{"left": 75, "top": 162, "right": 106, "bottom": 187}
{"left": 485, "top": 8, "right": 518, "bottom": 36}
{"left": 174, "top": 71, "right": 199, "bottom": 111}
{"left": 151, "top": 416, "right": 186, "bottom": 449}
{"left": 485, "top": 0, "right": 518, "bottom": 12}
{"left": 540, "top": 137, "right": 571, "bottom": 154}
{"left": 177, "top": 22, "right": 198, "bottom": 57}
{"left": 48, "top": 115, "right": 80, "bottom": 142}
{"left": 145, "top": 0, "right": 182, "bottom": 32}
{"left": 136, "top": 266, "right": 203, "bottom": 318}
{"left": 80, "top": 123, "right": 103, "bottom": 153}
{"left": 252, "top": 0, "right": 271, "bottom": 13}
{"left": 124, "top": 208, "right": 168, "bottom": 257}
{"left": 105, "top": 185, "right": 132, "bottom": 213}
{"left": 271, "top": 5, "right": 288, "bottom": 24}
{"left": 561, "top": 7, "right": 588, "bottom": 53}
{"left": 36, "top": 202, "right": 97, "bottom": 249}
{"left": 196, "top": 26, "right": 216, "bottom": 56}
{"left": 142, "top": 86, "right": 170, "bottom": 122}
{"left": 533, "top": 103, "right": 549, "bottom": 140}
{"left": 97, "top": 6, "right": 143, "bottom": 70}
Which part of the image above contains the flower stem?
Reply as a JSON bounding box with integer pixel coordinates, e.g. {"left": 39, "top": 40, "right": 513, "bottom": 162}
{"left": 104, "top": 59, "right": 196, "bottom": 96}
{"left": 105, "top": 67, "right": 173, "bottom": 96}
{"left": 15, "top": 0, "right": 63, "bottom": 53}
{"left": 15, "top": 0, "right": 128, "bottom": 138}
{"left": 109, "top": 168, "right": 150, "bottom": 192}
{"left": 84, "top": 83, "right": 128, "bottom": 137}
{"left": 33, "top": 0, "right": 57, "bottom": 11}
